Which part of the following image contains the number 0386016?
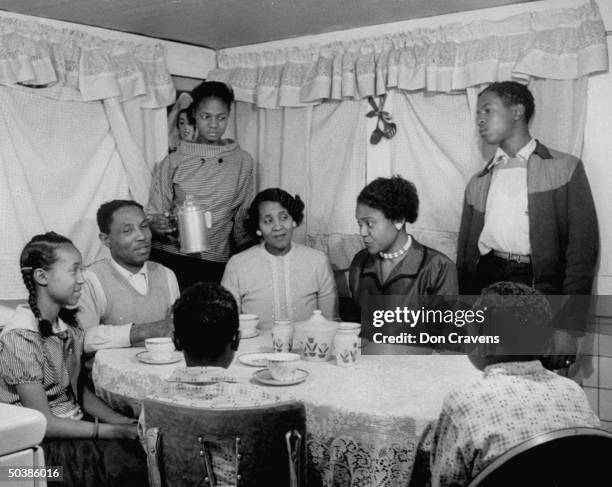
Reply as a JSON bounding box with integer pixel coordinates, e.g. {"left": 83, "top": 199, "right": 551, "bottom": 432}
{"left": 0, "top": 466, "right": 63, "bottom": 481}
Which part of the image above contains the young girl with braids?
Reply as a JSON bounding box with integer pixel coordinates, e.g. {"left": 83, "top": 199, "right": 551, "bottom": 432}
{"left": 0, "top": 232, "right": 147, "bottom": 487}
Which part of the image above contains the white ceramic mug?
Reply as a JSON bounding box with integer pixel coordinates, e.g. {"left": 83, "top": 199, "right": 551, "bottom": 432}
{"left": 267, "top": 353, "right": 300, "bottom": 381}
{"left": 338, "top": 322, "right": 362, "bottom": 356}
{"left": 239, "top": 314, "right": 259, "bottom": 336}
{"left": 272, "top": 320, "right": 294, "bottom": 352}
{"left": 145, "top": 337, "right": 175, "bottom": 361}
{"left": 334, "top": 328, "right": 359, "bottom": 367}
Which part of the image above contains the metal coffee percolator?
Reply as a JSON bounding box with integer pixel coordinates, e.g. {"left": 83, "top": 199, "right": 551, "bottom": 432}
{"left": 176, "top": 195, "right": 213, "bottom": 253}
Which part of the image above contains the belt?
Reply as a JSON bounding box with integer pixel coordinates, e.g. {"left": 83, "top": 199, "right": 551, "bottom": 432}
{"left": 492, "top": 250, "right": 531, "bottom": 264}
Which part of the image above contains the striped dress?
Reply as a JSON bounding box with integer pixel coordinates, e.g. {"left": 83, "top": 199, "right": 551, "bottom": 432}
{"left": 146, "top": 139, "right": 255, "bottom": 263}
{"left": 0, "top": 306, "right": 84, "bottom": 419}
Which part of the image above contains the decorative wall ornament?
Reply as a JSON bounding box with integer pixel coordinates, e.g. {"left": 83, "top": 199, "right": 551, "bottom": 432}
{"left": 366, "top": 94, "right": 397, "bottom": 144}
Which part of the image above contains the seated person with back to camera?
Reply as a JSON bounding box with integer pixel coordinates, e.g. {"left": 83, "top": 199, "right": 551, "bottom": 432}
{"left": 140, "top": 282, "right": 282, "bottom": 487}
{"left": 409, "top": 281, "right": 599, "bottom": 487}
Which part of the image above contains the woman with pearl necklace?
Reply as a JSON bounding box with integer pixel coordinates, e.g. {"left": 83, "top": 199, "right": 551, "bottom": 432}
{"left": 348, "top": 176, "right": 459, "bottom": 354}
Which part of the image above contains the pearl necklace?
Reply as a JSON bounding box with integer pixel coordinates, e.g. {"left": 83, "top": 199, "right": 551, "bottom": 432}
{"left": 379, "top": 235, "right": 412, "bottom": 260}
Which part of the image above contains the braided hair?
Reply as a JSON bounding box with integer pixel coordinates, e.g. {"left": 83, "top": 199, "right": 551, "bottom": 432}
{"left": 20, "top": 232, "right": 79, "bottom": 337}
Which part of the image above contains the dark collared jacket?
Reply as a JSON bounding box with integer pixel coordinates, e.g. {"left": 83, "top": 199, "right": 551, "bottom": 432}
{"left": 349, "top": 239, "right": 458, "bottom": 339}
{"left": 456, "top": 141, "right": 598, "bottom": 322}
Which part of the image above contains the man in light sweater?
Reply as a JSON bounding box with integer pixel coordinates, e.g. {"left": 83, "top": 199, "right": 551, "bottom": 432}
{"left": 78, "top": 200, "right": 180, "bottom": 354}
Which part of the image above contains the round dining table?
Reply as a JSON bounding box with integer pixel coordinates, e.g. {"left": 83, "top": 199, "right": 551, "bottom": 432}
{"left": 93, "top": 331, "right": 481, "bottom": 487}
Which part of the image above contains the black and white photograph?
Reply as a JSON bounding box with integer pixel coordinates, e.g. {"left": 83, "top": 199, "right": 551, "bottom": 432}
{"left": 0, "top": 0, "right": 611, "bottom": 485}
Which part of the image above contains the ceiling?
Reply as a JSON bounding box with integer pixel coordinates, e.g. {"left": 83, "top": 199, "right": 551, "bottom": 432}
{"left": 0, "top": 0, "right": 538, "bottom": 50}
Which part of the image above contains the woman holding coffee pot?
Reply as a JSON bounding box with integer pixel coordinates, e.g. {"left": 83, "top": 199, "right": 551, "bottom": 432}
{"left": 146, "top": 81, "right": 255, "bottom": 288}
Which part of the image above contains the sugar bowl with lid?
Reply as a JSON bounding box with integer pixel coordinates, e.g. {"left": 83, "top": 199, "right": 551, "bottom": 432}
{"left": 293, "top": 310, "right": 338, "bottom": 361}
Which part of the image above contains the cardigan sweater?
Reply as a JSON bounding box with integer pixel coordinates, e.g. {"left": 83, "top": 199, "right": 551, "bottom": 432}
{"left": 221, "top": 242, "right": 338, "bottom": 330}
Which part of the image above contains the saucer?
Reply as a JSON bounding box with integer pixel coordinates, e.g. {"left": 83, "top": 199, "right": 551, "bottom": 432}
{"left": 136, "top": 351, "right": 183, "bottom": 365}
{"left": 252, "top": 369, "right": 309, "bottom": 386}
{"left": 237, "top": 352, "right": 274, "bottom": 367}
{"left": 240, "top": 330, "right": 259, "bottom": 339}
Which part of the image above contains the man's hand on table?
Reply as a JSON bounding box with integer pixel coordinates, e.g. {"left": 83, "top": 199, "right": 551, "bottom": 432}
{"left": 129, "top": 312, "right": 174, "bottom": 348}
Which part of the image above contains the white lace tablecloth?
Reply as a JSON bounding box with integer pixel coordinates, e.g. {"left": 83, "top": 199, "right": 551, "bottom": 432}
{"left": 93, "top": 332, "right": 480, "bottom": 486}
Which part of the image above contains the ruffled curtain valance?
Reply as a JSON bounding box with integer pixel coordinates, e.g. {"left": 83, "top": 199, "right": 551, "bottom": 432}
{"left": 0, "top": 16, "right": 174, "bottom": 107}
{"left": 208, "top": 1, "right": 608, "bottom": 109}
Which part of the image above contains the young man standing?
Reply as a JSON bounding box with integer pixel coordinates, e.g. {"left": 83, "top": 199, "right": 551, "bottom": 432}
{"left": 456, "top": 81, "right": 598, "bottom": 369}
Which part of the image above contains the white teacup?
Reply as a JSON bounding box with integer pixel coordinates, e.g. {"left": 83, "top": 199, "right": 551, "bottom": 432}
{"left": 267, "top": 353, "right": 300, "bottom": 381}
{"left": 239, "top": 314, "right": 259, "bottom": 336}
{"left": 145, "top": 337, "right": 175, "bottom": 361}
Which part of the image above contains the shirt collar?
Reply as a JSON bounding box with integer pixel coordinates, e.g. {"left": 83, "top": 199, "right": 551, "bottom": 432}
{"left": 483, "top": 360, "right": 545, "bottom": 378}
{"left": 492, "top": 138, "right": 536, "bottom": 165}
{"left": 110, "top": 257, "right": 148, "bottom": 281}
{"left": 479, "top": 139, "right": 552, "bottom": 177}
{"left": 178, "top": 139, "right": 239, "bottom": 157}
{"left": 3, "top": 305, "right": 69, "bottom": 338}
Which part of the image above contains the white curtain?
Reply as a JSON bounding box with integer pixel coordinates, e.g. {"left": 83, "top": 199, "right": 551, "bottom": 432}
{"left": 0, "top": 87, "right": 132, "bottom": 297}
{"left": 0, "top": 16, "right": 174, "bottom": 298}
{"left": 388, "top": 89, "right": 478, "bottom": 262}
{"left": 306, "top": 100, "right": 367, "bottom": 271}
{"left": 529, "top": 78, "right": 589, "bottom": 157}
{"left": 208, "top": 2, "right": 607, "bottom": 108}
